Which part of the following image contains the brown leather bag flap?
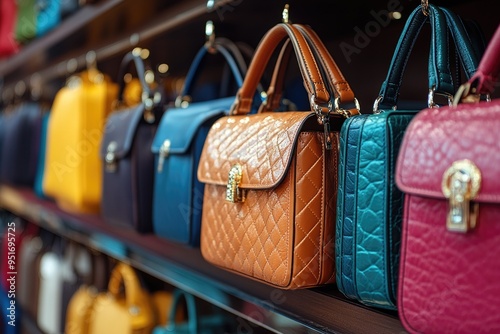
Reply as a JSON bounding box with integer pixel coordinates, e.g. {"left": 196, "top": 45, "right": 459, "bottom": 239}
{"left": 197, "top": 111, "right": 314, "bottom": 189}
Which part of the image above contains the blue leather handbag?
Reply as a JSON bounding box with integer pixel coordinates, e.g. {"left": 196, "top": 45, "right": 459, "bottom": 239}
{"left": 335, "top": 4, "right": 483, "bottom": 310}
{"left": 151, "top": 38, "right": 252, "bottom": 246}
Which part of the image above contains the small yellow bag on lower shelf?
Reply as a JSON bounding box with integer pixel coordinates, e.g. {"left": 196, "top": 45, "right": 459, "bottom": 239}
{"left": 43, "top": 69, "right": 117, "bottom": 214}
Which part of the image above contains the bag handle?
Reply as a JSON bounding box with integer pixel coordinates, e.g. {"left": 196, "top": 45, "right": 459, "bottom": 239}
{"left": 116, "top": 50, "right": 151, "bottom": 102}
{"left": 259, "top": 24, "right": 360, "bottom": 116}
{"left": 375, "top": 4, "right": 451, "bottom": 111}
{"left": 107, "top": 263, "right": 144, "bottom": 313}
{"left": 230, "top": 23, "right": 333, "bottom": 116}
{"left": 258, "top": 38, "right": 294, "bottom": 113}
{"left": 166, "top": 289, "right": 199, "bottom": 333}
{"left": 457, "top": 24, "right": 500, "bottom": 98}
{"left": 425, "top": 6, "right": 485, "bottom": 107}
{"left": 175, "top": 38, "right": 246, "bottom": 107}
{"left": 440, "top": 8, "right": 483, "bottom": 80}
{"left": 116, "top": 50, "right": 163, "bottom": 122}
{"left": 296, "top": 24, "right": 358, "bottom": 110}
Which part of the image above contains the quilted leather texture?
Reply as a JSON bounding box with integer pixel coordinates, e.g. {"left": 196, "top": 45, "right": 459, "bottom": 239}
{"left": 198, "top": 112, "right": 317, "bottom": 188}
{"left": 396, "top": 100, "right": 500, "bottom": 334}
{"left": 199, "top": 114, "right": 338, "bottom": 289}
{"left": 336, "top": 110, "right": 415, "bottom": 309}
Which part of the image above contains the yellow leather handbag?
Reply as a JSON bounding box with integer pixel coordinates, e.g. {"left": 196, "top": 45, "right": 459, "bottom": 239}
{"left": 65, "top": 285, "right": 98, "bottom": 334}
{"left": 88, "top": 263, "right": 156, "bottom": 334}
{"left": 43, "top": 68, "right": 118, "bottom": 213}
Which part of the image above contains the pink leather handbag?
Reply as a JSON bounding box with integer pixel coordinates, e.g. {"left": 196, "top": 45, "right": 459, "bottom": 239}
{"left": 395, "top": 24, "right": 500, "bottom": 334}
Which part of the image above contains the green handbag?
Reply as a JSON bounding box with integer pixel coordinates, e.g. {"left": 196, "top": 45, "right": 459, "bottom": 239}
{"left": 152, "top": 289, "right": 232, "bottom": 334}
{"left": 15, "top": 0, "right": 37, "bottom": 43}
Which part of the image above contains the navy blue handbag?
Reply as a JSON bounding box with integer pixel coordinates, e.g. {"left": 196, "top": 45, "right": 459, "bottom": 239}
{"left": 0, "top": 103, "right": 42, "bottom": 187}
{"left": 151, "top": 38, "right": 253, "bottom": 246}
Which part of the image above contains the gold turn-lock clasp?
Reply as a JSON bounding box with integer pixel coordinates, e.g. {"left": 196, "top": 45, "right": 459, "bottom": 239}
{"left": 226, "top": 164, "right": 244, "bottom": 203}
{"left": 441, "top": 159, "right": 481, "bottom": 233}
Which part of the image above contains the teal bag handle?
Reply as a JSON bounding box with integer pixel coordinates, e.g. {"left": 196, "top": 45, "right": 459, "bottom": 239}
{"left": 153, "top": 289, "right": 230, "bottom": 334}
{"left": 168, "top": 289, "right": 198, "bottom": 333}
{"left": 375, "top": 4, "right": 451, "bottom": 110}
{"left": 151, "top": 289, "right": 199, "bottom": 334}
{"left": 440, "top": 7, "right": 484, "bottom": 79}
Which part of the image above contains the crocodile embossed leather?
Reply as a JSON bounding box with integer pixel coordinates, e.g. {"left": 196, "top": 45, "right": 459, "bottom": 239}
{"left": 335, "top": 4, "right": 483, "bottom": 310}
{"left": 197, "top": 23, "right": 357, "bottom": 289}
{"left": 396, "top": 24, "right": 500, "bottom": 334}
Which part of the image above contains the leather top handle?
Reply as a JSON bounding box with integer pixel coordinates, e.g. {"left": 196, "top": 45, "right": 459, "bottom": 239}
{"left": 230, "top": 23, "right": 331, "bottom": 116}
{"left": 376, "top": 4, "right": 451, "bottom": 110}
{"left": 441, "top": 7, "right": 483, "bottom": 80}
{"left": 469, "top": 24, "right": 500, "bottom": 95}
{"left": 258, "top": 38, "right": 293, "bottom": 113}
{"left": 108, "top": 263, "right": 143, "bottom": 310}
{"left": 296, "top": 24, "right": 357, "bottom": 108}
{"left": 116, "top": 50, "right": 164, "bottom": 123}
{"left": 177, "top": 38, "right": 246, "bottom": 105}
{"left": 261, "top": 24, "right": 359, "bottom": 116}
{"left": 167, "top": 289, "right": 199, "bottom": 333}
{"left": 116, "top": 50, "right": 151, "bottom": 103}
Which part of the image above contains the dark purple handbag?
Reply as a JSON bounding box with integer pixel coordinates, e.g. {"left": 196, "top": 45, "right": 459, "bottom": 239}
{"left": 100, "top": 51, "right": 165, "bottom": 233}
{"left": 0, "top": 102, "right": 43, "bottom": 186}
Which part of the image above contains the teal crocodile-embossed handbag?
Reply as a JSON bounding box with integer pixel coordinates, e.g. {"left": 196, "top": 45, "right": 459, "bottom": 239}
{"left": 335, "top": 4, "right": 484, "bottom": 310}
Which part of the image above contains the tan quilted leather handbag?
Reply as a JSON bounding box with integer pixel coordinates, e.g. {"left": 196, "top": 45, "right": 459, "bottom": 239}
{"left": 197, "top": 23, "right": 359, "bottom": 289}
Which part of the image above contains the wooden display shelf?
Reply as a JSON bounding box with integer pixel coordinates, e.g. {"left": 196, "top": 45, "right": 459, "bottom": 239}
{"left": 0, "top": 185, "right": 405, "bottom": 334}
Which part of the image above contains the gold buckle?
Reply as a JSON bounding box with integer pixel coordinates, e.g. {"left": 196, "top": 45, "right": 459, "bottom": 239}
{"left": 226, "top": 164, "right": 244, "bottom": 203}
{"left": 442, "top": 159, "right": 481, "bottom": 233}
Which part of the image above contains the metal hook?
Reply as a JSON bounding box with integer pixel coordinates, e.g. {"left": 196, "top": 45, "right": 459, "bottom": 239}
{"left": 282, "top": 4, "right": 290, "bottom": 23}
{"left": 421, "top": 0, "right": 429, "bottom": 16}
{"left": 205, "top": 20, "right": 216, "bottom": 52}
{"left": 86, "top": 50, "right": 97, "bottom": 71}
{"left": 30, "top": 73, "right": 42, "bottom": 101}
